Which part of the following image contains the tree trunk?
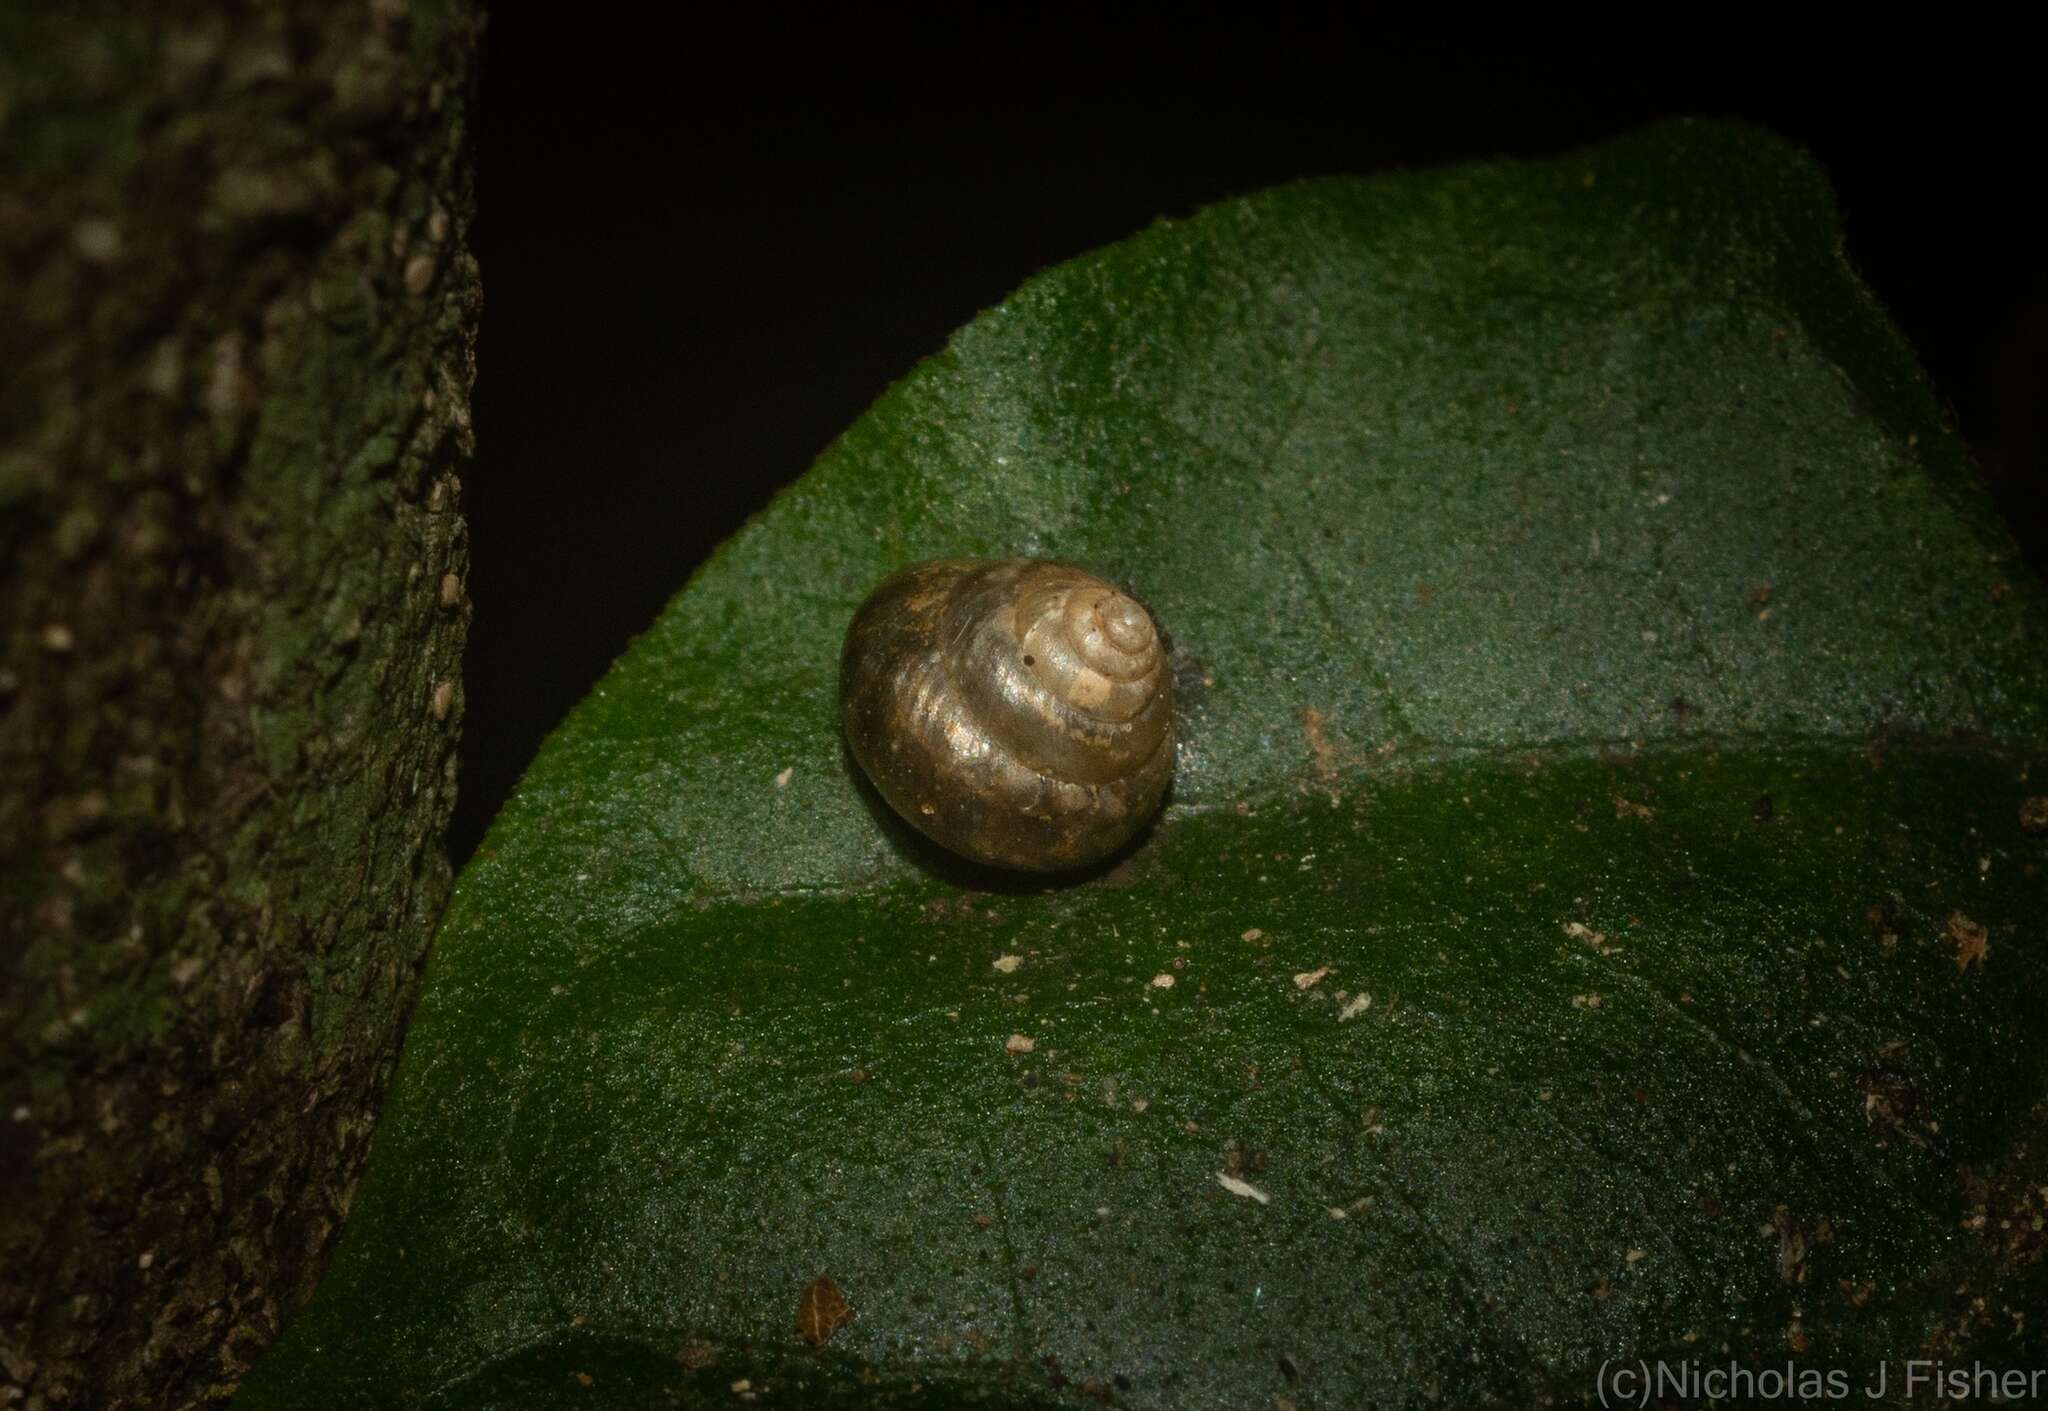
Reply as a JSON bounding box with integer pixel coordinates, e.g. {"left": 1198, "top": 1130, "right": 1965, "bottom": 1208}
{"left": 0, "top": 4, "right": 481, "bottom": 1406}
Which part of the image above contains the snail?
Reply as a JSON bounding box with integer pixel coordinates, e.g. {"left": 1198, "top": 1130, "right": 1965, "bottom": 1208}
{"left": 840, "top": 557, "right": 1175, "bottom": 871}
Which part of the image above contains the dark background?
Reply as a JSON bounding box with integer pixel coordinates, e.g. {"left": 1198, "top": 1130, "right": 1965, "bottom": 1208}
{"left": 455, "top": 23, "right": 2043, "bottom": 864}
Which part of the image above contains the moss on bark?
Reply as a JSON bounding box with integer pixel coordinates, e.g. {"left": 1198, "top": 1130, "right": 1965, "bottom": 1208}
{"left": 0, "top": 3, "right": 481, "bottom": 1405}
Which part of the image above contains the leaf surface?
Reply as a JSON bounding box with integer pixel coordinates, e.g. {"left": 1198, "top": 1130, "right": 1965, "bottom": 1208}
{"left": 239, "top": 121, "right": 2048, "bottom": 1410}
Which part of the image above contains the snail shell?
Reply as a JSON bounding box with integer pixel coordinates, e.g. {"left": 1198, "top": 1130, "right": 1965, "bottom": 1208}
{"left": 840, "top": 557, "right": 1175, "bottom": 871}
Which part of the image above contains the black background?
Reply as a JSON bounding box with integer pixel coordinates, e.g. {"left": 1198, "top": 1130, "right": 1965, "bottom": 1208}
{"left": 455, "top": 21, "right": 2042, "bottom": 864}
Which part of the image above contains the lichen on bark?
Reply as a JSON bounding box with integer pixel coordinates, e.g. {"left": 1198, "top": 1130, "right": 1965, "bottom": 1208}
{"left": 0, "top": 2, "right": 482, "bottom": 1406}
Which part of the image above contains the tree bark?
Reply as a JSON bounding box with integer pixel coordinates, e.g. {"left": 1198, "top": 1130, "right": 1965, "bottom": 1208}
{"left": 0, "top": 3, "right": 480, "bottom": 1406}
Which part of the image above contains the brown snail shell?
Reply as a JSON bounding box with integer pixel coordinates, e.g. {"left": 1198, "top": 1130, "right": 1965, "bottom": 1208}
{"left": 840, "top": 557, "right": 1175, "bottom": 871}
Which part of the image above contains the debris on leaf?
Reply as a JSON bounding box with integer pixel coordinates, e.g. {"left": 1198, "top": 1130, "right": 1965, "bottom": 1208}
{"left": 1150, "top": 973, "right": 1175, "bottom": 989}
{"left": 1856, "top": 1059, "right": 1936, "bottom": 1149}
{"left": 1222, "top": 1142, "right": 1268, "bottom": 1177}
{"left": 1863, "top": 900, "right": 1900, "bottom": 950}
{"left": 1944, "top": 911, "right": 1990, "bottom": 972}
{"left": 1241, "top": 927, "right": 1265, "bottom": 944}
{"left": 1767, "top": 1205, "right": 1811, "bottom": 1284}
{"left": 2021, "top": 796, "right": 2048, "bottom": 834}
{"left": 992, "top": 953, "right": 1023, "bottom": 973}
{"left": 1563, "top": 920, "right": 1619, "bottom": 955}
{"left": 1293, "top": 967, "right": 1331, "bottom": 990}
{"left": 796, "top": 1274, "right": 854, "bottom": 1347}
{"left": 1005, "top": 1033, "right": 1035, "bottom": 1055}
{"left": 1612, "top": 794, "right": 1656, "bottom": 822}
{"left": 1338, "top": 993, "right": 1372, "bottom": 1022}
{"left": 1216, "top": 1171, "right": 1271, "bottom": 1205}
{"left": 1299, "top": 707, "right": 1339, "bottom": 784}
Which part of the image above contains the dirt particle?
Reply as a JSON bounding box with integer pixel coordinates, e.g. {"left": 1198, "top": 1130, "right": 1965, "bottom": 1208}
{"left": 1298, "top": 707, "right": 1339, "bottom": 784}
{"left": 429, "top": 678, "right": 455, "bottom": 720}
{"left": 41, "top": 623, "right": 76, "bottom": 653}
{"left": 1338, "top": 993, "right": 1371, "bottom": 1022}
{"left": 1241, "top": 927, "right": 1265, "bottom": 944}
{"left": 1769, "top": 1205, "right": 1811, "bottom": 1284}
{"left": 973, "top": 1212, "right": 993, "bottom": 1230}
{"left": 1944, "top": 911, "right": 1990, "bottom": 972}
{"left": 795, "top": 1274, "right": 853, "bottom": 1347}
{"left": 1222, "top": 1142, "right": 1269, "bottom": 1177}
{"left": 438, "top": 570, "right": 462, "bottom": 607}
{"left": 773, "top": 766, "right": 794, "bottom": 789}
{"left": 1563, "top": 920, "right": 1618, "bottom": 955}
{"left": 1857, "top": 1062, "right": 1935, "bottom": 1149}
{"left": 576, "top": 1371, "right": 593, "bottom": 1386}
{"left": 992, "top": 953, "right": 1022, "bottom": 973}
{"left": 1293, "top": 967, "right": 1331, "bottom": 991}
{"left": 1149, "top": 973, "right": 1175, "bottom": 989}
{"left": 2021, "top": 796, "right": 2048, "bottom": 834}
{"left": 1005, "top": 1033, "right": 1035, "bottom": 1055}
{"left": 1864, "top": 900, "right": 1901, "bottom": 949}
{"left": 1612, "top": 794, "right": 1655, "bottom": 822}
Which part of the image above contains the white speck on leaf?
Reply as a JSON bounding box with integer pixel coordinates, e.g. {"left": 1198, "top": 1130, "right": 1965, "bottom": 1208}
{"left": 1216, "top": 1171, "right": 1270, "bottom": 1204}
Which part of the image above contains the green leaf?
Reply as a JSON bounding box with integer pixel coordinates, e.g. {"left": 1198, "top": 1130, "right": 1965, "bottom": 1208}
{"left": 238, "top": 121, "right": 2048, "bottom": 1410}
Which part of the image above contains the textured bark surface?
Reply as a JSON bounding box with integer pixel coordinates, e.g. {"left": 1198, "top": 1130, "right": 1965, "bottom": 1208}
{"left": 0, "top": 3, "right": 480, "bottom": 1406}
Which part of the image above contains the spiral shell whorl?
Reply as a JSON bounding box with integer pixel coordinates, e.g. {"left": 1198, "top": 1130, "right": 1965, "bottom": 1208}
{"left": 840, "top": 558, "right": 1175, "bottom": 871}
